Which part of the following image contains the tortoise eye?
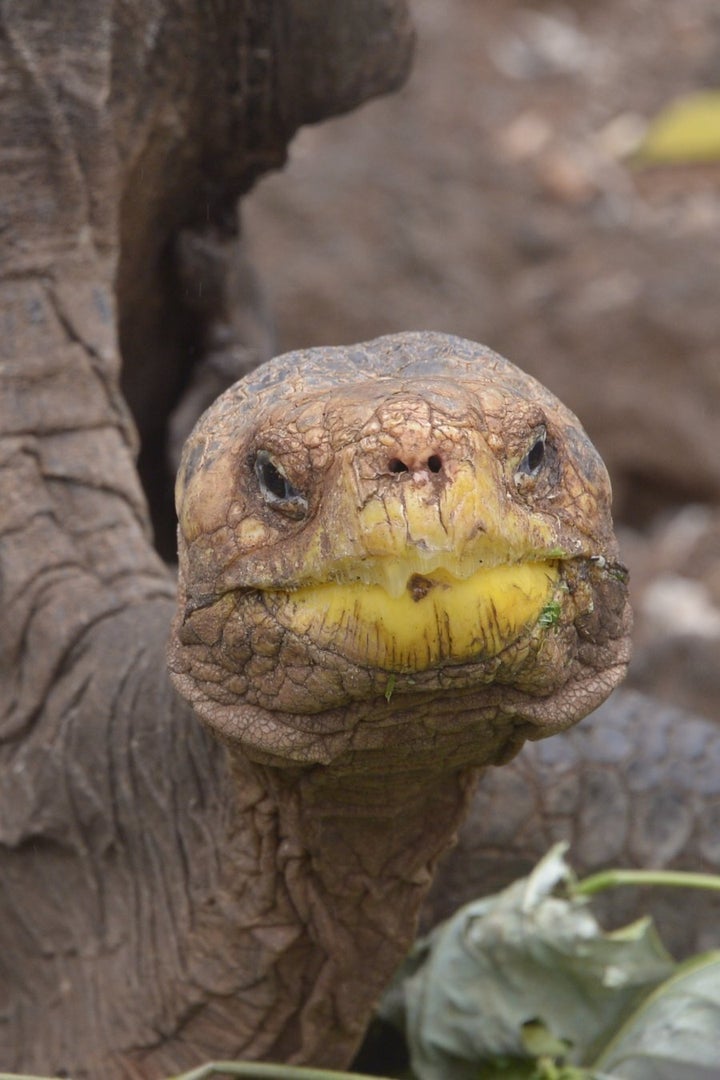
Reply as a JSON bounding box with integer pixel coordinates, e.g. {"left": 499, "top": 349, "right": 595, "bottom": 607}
{"left": 254, "top": 451, "right": 308, "bottom": 519}
{"left": 517, "top": 429, "right": 547, "bottom": 479}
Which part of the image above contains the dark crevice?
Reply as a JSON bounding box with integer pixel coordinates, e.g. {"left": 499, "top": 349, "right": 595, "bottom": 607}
{"left": 119, "top": 235, "right": 206, "bottom": 562}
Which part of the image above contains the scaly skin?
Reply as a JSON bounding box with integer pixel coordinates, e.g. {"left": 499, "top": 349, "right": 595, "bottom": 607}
{"left": 427, "top": 688, "right": 720, "bottom": 960}
{"left": 170, "top": 332, "right": 631, "bottom": 769}
{"left": 164, "top": 330, "right": 632, "bottom": 1070}
{"left": 0, "top": 4, "right": 419, "bottom": 1076}
{"left": 0, "top": 5, "right": 714, "bottom": 1076}
{"left": 0, "top": 292, "right": 631, "bottom": 1074}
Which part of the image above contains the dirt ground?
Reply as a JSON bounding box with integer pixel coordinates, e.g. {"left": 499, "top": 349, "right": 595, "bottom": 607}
{"left": 239, "top": 0, "right": 720, "bottom": 721}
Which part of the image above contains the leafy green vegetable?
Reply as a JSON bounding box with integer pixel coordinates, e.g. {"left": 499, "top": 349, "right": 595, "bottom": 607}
{"left": 379, "top": 845, "right": 674, "bottom": 1080}
{"left": 591, "top": 951, "right": 720, "bottom": 1079}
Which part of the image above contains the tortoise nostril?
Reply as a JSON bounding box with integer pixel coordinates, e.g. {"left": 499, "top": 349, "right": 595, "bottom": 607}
{"left": 388, "top": 455, "right": 443, "bottom": 475}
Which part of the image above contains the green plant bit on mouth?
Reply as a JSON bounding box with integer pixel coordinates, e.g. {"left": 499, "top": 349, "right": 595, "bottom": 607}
{"left": 384, "top": 673, "right": 397, "bottom": 703}
{"left": 538, "top": 600, "right": 562, "bottom": 629}
{"left": 546, "top": 547, "right": 567, "bottom": 559}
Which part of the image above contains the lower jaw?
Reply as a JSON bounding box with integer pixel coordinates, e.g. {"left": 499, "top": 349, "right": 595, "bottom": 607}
{"left": 262, "top": 560, "right": 561, "bottom": 674}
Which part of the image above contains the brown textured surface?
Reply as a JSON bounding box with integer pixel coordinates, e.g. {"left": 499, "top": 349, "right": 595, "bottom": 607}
{"left": 165, "top": 329, "right": 630, "bottom": 1071}
{"left": 427, "top": 689, "right": 720, "bottom": 958}
{"left": 0, "top": 3, "right": 415, "bottom": 1075}
{"left": 170, "top": 332, "right": 630, "bottom": 769}
{"left": 0, "top": 3, "right": 714, "bottom": 1077}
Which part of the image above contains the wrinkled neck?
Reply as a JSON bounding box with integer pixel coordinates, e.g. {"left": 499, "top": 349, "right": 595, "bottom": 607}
{"left": 228, "top": 752, "right": 480, "bottom": 1066}
{"left": 128, "top": 750, "right": 480, "bottom": 1074}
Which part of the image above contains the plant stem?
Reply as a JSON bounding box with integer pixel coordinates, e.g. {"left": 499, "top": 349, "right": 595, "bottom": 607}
{"left": 573, "top": 867, "right": 720, "bottom": 897}
{"left": 0, "top": 1075, "right": 69, "bottom": 1080}
{"left": 0, "top": 1063, "right": 398, "bottom": 1080}
{"left": 172, "top": 1062, "right": 395, "bottom": 1080}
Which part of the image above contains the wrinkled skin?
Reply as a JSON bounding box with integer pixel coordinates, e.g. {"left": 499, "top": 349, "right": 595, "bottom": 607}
{"left": 0, "top": 0, "right": 415, "bottom": 558}
{"left": 0, "top": 4, "right": 713, "bottom": 1079}
{"left": 162, "top": 329, "right": 632, "bottom": 1075}
{"left": 427, "top": 690, "right": 720, "bottom": 961}
{"left": 170, "top": 332, "right": 631, "bottom": 773}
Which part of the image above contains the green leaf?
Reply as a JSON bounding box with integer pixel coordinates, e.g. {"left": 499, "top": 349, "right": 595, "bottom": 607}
{"left": 591, "top": 950, "right": 720, "bottom": 1079}
{"left": 635, "top": 90, "right": 720, "bottom": 164}
{"left": 537, "top": 601, "right": 561, "bottom": 629}
{"left": 380, "top": 845, "right": 674, "bottom": 1080}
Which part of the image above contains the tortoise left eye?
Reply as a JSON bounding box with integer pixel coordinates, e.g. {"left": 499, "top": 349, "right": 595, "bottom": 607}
{"left": 518, "top": 430, "right": 547, "bottom": 478}
{"left": 254, "top": 450, "right": 308, "bottom": 519}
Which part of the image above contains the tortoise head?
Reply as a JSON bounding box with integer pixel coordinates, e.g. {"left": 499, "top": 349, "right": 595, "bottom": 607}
{"left": 169, "top": 332, "right": 631, "bottom": 773}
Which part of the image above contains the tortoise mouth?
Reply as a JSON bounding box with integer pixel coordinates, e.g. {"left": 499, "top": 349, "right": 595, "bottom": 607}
{"left": 171, "top": 548, "right": 629, "bottom": 761}
{"left": 260, "top": 560, "right": 561, "bottom": 673}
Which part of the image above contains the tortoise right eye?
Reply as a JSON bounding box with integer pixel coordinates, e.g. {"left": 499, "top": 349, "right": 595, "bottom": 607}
{"left": 254, "top": 450, "right": 308, "bottom": 519}
{"left": 517, "top": 428, "right": 547, "bottom": 479}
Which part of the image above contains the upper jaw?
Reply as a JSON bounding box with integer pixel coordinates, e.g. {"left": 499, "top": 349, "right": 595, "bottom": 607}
{"left": 185, "top": 498, "right": 603, "bottom": 603}
{"left": 177, "top": 401, "right": 617, "bottom": 602}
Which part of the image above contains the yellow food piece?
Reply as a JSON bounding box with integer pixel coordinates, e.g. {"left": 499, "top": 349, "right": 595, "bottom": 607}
{"left": 268, "top": 562, "right": 559, "bottom": 672}
{"left": 635, "top": 91, "right": 720, "bottom": 165}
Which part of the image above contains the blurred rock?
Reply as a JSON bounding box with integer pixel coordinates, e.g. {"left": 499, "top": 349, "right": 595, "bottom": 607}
{"left": 425, "top": 690, "right": 720, "bottom": 958}
{"left": 243, "top": 0, "right": 720, "bottom": 523}
{"left": 622, "top": 506, "right": 720, "bottom": 721}
{"left": 492, "top": 10, "right": 596, "bottom": 80}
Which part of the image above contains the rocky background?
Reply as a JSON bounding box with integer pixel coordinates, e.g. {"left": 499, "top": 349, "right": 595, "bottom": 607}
{"left": 236, "top": 0, "right": 720, "bottom": 724}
